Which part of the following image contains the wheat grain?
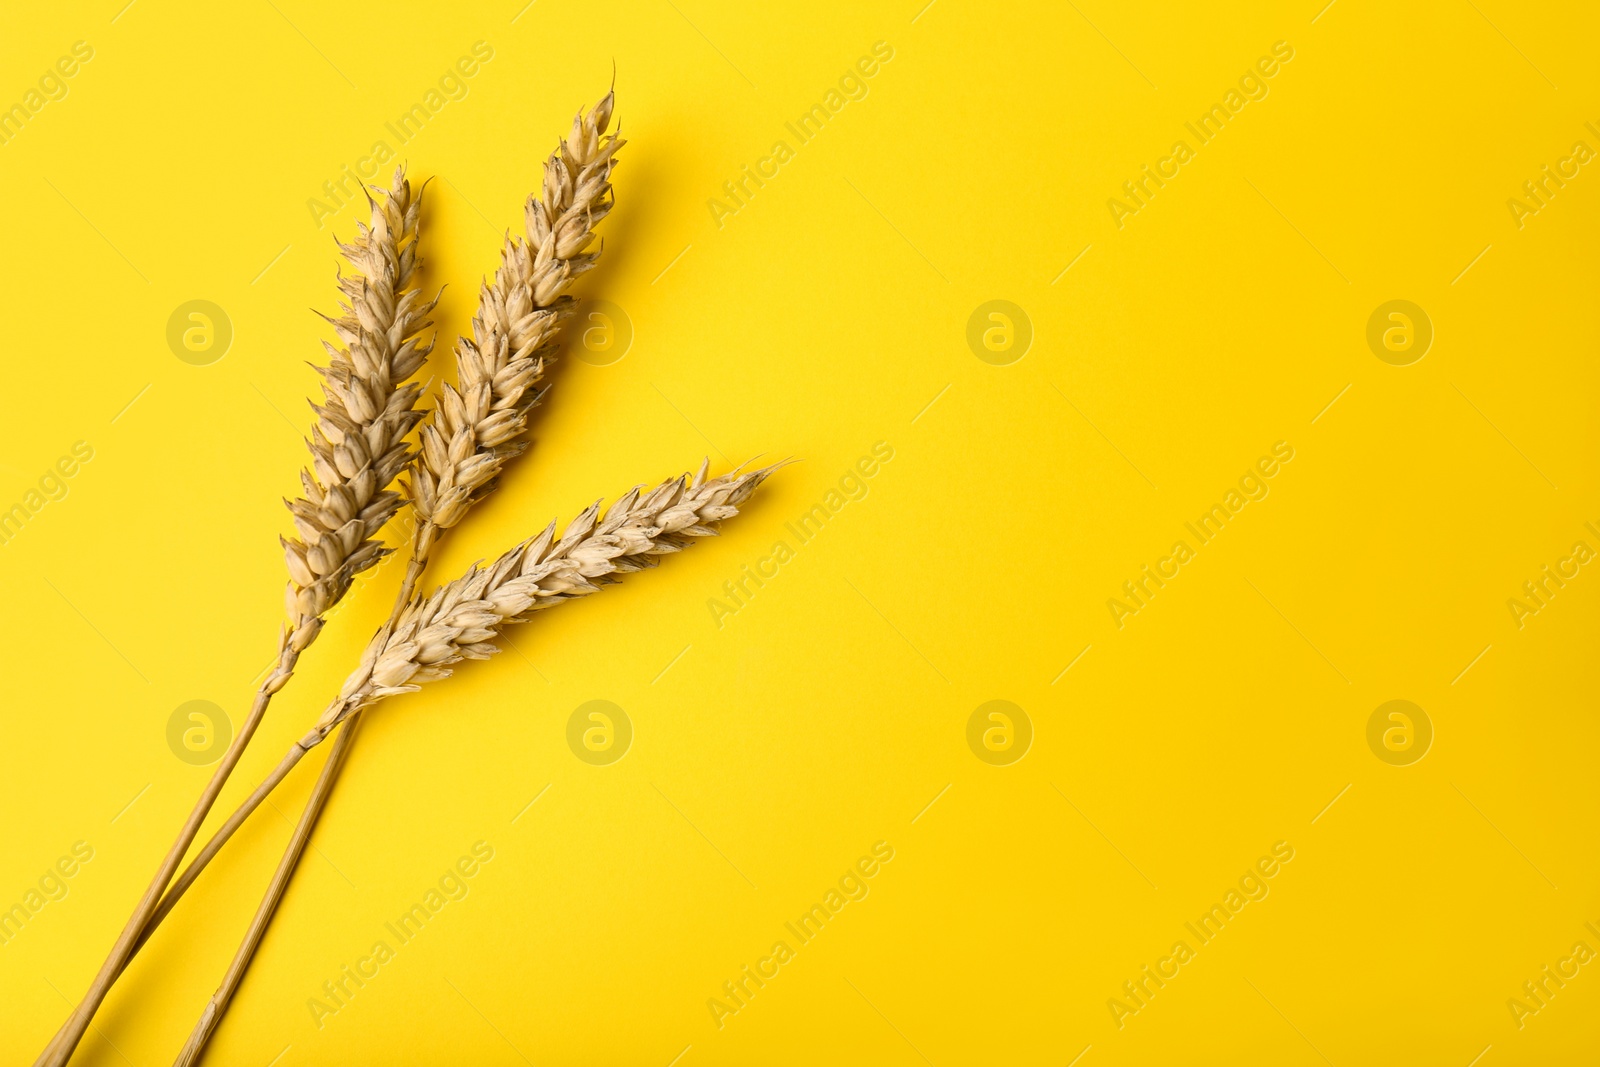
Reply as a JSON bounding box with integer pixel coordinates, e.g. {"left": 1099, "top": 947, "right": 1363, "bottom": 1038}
{"left": 409, "top": 92, "right": 622, "bottom": 542}
{"left": 282, "top": 165, "right": 436, "bottom": 650}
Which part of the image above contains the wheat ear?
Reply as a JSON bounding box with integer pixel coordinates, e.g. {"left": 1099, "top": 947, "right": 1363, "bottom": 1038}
{"left": 282, "top": 165, "right": 436, "bottom": 649}
{"left": 172, "top": 461, "right": 775, "bottom": 1064}
{"left": 37, "top": 168, "right": 434, "bottom": 1067}
{"left": 334, "top": 461, "right": 771, "bottom": 721}
{"left": 409, "top": 91, "right": 622, "bottom": 545}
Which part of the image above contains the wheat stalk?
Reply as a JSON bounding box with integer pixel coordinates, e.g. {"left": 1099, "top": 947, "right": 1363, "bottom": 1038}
{"left": 172, "top": 462, "right": 775, "bottom": 1063}
{"left": 38, "top": 168, "right": 434, "bottom": 1067}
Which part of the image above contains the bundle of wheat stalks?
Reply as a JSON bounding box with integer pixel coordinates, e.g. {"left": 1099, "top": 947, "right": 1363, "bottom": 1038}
{"left": 36, "top": 89, "right": 777, "bottom": 1067}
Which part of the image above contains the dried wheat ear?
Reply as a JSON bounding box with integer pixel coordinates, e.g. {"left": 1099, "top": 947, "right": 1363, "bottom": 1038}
{"left": 319, "top": 461, "right": 773, "bottom": 731}
{"left": 409, "top": 91, "right": 622, "bottom": 544}
{"left": 282, "top": 167, "right": 437, "bottom": 650}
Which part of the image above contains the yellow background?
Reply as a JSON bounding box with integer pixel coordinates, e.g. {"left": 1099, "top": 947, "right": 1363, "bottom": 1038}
{"left": 2, "top": 0, "right": 1598, "bottom": 1063}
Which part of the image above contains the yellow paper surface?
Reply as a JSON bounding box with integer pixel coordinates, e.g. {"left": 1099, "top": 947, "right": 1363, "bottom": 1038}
{"left": 2, "top": 1, "right": 1597, "bottom": 1063}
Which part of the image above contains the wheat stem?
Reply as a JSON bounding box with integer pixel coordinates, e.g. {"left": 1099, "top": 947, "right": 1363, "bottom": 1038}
{"left": 34, "top": 646, "right": 300, "bottom": 1067}
{"left": 171, "top": 713, "right": 364, "bottom": 1067}
{"left": 122, "top": 559, "right": 428, "bottom": 969}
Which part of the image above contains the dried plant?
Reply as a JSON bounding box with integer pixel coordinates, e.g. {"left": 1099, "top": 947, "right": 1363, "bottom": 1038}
{"left": 39, "top": 168, "right": 434, "bottom": 1067}
{"left": 169, "top": 98, "right": 633, "bottom": 1062}
{"left": 37, "top": 90, "right": 783, "bottom": 1067}
{"left": 77, "top": 97, "right": 626, "bottom": 1004}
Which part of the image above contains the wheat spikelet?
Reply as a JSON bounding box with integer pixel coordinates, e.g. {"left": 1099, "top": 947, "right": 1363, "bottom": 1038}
{"left": 409, "top": 92, "right": 623, "bottom": 541}
{"left": 323, "top": 461, "right": 768, "bottom": 731}
{"left": 282, "top": 166, "right": 436, "bottom": 649}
